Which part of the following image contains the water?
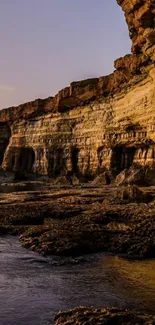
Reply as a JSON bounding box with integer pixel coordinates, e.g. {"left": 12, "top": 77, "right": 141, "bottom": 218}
{"left": 0, "top": 236, "right": 155, "bottom": 325}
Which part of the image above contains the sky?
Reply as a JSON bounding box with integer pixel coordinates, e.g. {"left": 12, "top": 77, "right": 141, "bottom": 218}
{"left": 0, "top": 0, "right": 131, "bottom": 109}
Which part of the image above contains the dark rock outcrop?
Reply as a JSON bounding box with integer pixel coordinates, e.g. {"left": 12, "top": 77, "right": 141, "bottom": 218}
{"left": 0, "top": 183, "right": 154, "bottom": 259}
{"left": 120, "top": 185, "right": 153, "bottom": 203}
{"left": 54, "top": 306, "right": 155, "bottom": 325}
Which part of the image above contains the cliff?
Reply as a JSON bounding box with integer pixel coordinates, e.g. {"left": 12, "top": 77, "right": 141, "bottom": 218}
{"left": 0, "top": 0, "right": 155, "bottom": 183}
{"left": 117, "top": 0, "right": 155, "bottom": 60}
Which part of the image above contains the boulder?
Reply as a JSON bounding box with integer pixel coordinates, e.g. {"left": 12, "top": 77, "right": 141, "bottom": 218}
{"left": 115, "top": 166, "right": 146, "bottom": 186}
{"left": 70, "top": 174, "right": 80, "bottom": 186}
{"left": 145, "top": 166, "right": 155, "bottom": 186}
{"left": 53, "top": 176, "right": 71, "bottom": 186}
{"left": 121, "top": 185, "right": 153, "bottom": 203}
{"left": 91, "top": 172, "right": 112, "bottom": 186}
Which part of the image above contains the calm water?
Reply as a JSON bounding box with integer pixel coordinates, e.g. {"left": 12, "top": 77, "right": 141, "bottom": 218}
{"left": 0, "top": 236, "right": 155, "bottom": 325}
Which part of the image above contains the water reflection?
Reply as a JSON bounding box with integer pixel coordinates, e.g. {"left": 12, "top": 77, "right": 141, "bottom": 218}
{"left": 98, "top": 256, "right": 155, "bottom": 312}
{"left": 0, "top": 237, "right": 155, "bottom": 325}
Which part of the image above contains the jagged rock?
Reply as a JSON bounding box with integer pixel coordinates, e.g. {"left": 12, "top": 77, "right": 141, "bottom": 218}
{"left": 53, "top": 176, "right": 71, "bottom": 186}
{"left": 117, "top": 0, "right": 155, "bottom": 61}
{"left": 115, "top": 169, "right": 129, "bottom": 185}
{"left": 54, "top": 306, "right": 155, "bottom": 325}
{"left": 121, "top": 185, "right": 153, "bottom": 203}
{"left": 116, "top": 165, "right": 155, "bottom": 186}
{"left": 0, "top": 183, "right": 155, "bottom": 258}
{"left": 114, "top": 53, "right": 150, "bottom": 76}
{"left": 115, "top": 166, "right": 146, "bottom": 186}
{"left": 91, "top": 172, "right": 111, "bottom": 186}
{"left": 70, "top": 174, "right": 80, "bottom": 186}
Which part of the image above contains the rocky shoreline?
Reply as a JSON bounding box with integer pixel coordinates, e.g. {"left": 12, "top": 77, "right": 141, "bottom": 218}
{"left": 54, "top": 307, "right": 155, "bottom": 325}
{"left": 0, "top": 180, "right": 155, "bottom": 259}
{"left": 0, "top": 180, "right": 155, "bottom": 324}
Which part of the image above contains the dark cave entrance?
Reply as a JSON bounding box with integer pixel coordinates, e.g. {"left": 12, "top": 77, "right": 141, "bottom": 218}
{"left": 0, "top": 149, "right": 5, "bottom": 166}
{"left": 71, "top": 147, "right": 79, "bottom": 174}
{"left": 48, "top": 151, "right": 54, "bottom": 177}
{"left": 111, "top": 146, "right": 136, "bottom": 174}
{"left": 48, "top": 147, "right": 66, "bottom": 177}
{"left": 18, "top": 147, "right": 35, "bottom": 173}
{"left": 55, "top": 148, "right": 64, "bottom": 176}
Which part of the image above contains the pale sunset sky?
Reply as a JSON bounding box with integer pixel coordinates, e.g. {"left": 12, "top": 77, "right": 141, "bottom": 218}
{"left": 0, "top": 0, "right": 131, "bottom": 109}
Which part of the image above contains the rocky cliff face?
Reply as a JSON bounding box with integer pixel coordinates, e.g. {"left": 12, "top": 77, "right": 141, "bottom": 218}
{"left": 117, "top": 0, "right": 155, "bottom": 60}
{"left": 0, "top": 0, "right": 155, "bottom": 182}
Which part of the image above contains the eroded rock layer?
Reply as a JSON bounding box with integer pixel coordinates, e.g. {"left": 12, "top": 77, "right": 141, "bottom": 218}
{"left": 117, "top": 0, "right": 155, "bottom": 60}
{"left": 0, "top": 0, "right": 155, "bottom": 181}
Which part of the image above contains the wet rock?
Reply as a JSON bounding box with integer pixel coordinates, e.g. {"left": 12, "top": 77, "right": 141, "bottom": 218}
{"left": 54, "top": 306, "right": 155, "bottom": 325}
{"left": 0, "top": 183, "right": 155, "bottom": 259}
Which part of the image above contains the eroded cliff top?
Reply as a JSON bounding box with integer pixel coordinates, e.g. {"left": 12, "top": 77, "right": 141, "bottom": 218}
{"left": 117, "top": 0, "right": 155, "bottom": 60}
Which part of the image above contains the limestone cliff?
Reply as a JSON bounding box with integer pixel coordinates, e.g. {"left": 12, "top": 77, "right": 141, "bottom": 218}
{"left": 0, "top": 0, "right": 155, "bottom": 182}
{"left": 117, "top": 0, "right": 155, "bottom": 60}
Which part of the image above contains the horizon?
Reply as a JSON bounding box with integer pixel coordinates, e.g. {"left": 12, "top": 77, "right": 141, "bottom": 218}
{"left": 0, "top": 0, "right": 131, "bottom": 109}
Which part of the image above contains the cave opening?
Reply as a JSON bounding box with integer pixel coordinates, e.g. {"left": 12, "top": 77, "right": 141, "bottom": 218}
{"left": 48, "top": 151, "right": 54, "bottom": 177}
{"left": 111, "top": 146, "right": 136, "bottom": 174}
{"left": 48, "top": 147, "right": 66, "bottom": 177}
{"left": 54, "top": 148, "right": 64, "bottom": 176}
{"left": 0, "top": 149, "right": 5, "bottom": 166}
{"left": 18, "top": 147, "right": 35, "bottom": 173}
{"left": 71, "top": 147, "right": 79, "bottom": 175}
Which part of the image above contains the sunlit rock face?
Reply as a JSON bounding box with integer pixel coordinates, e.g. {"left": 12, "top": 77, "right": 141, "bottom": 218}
{"left": 2, "top": 67, "right": 155, "bottom": 179}
{"left": 117, "top": 0, "right": 155, "bottom": 60}
{"left": 1, "top": 0, "right": 155, "bottom": 181}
